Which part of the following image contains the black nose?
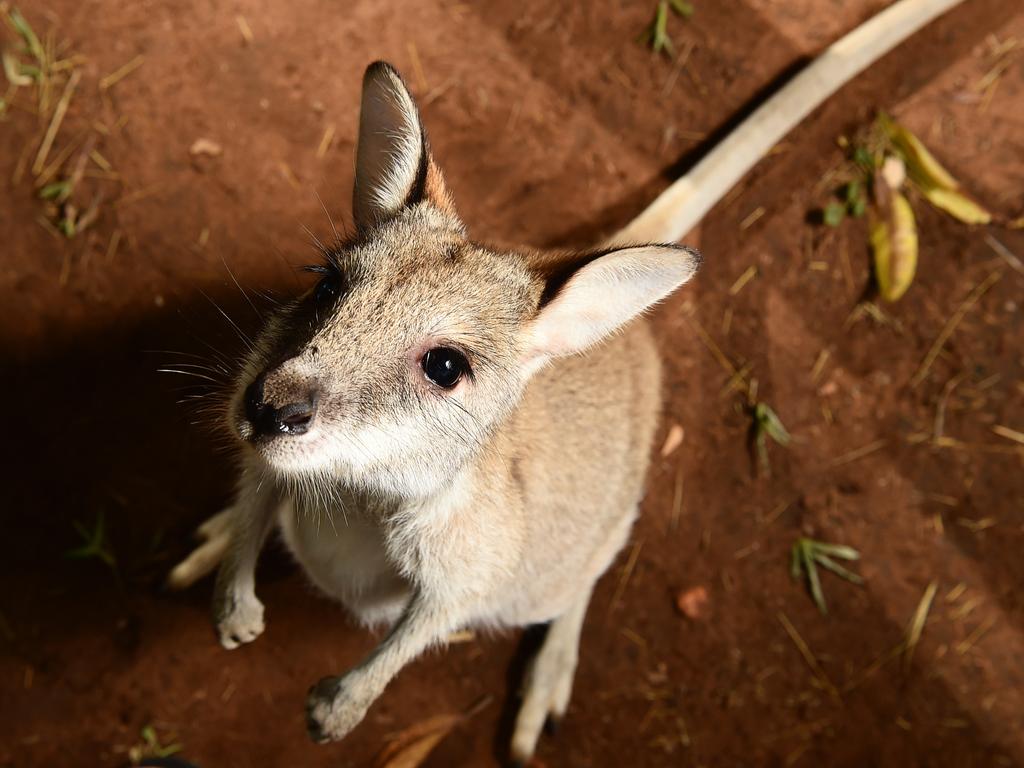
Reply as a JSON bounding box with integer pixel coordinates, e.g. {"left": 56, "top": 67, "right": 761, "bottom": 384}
{"left": 269, "top": 399, "right": 318, "bottom": 435}
{"left": 244, "top": 374, "right": 318, "bottom": 437}
{"left": 244, "top": 374, "right": 267, "bottom": 425}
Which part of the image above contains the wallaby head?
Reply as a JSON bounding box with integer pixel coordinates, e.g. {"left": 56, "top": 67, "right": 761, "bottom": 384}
{"left": 229, "top": 62, "right": 701, "bottom": 498}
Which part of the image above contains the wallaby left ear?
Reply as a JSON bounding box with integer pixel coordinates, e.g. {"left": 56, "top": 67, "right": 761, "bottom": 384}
{"left": 352, "top": 61, "right": 456, "bottom": 231}
{"left": 521, "top": 244, "right": 701, "bottom": 368}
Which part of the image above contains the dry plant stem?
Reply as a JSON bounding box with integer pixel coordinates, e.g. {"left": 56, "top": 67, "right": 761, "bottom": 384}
{"left": 904, "top": 581, "right": 938, "bottom": 670}
{"left": 32, "top": 69, "right": 80, "bottom": 176}
{"left": 608, "top": 0, "right": 967, "bottom": 246}
{"left": 777, "top": 612, "right": 839, "bottom": 699}
{"left": 605, "top": 541, "right": 643, "bottom": 621}
{"left": 99, "top": 54, "right": 144, "bottom": 90}
{"left": 992, "top": 424, "right": 1024, "bottom": 446}
{"left": 933, "top": 373, "right": 966, "bottom": 441}
{"left": 911, "top": 270, "right": 1003, "bottom": 386}
{"left": 828, "top": 438, "right": 887, "bottom": 467}
{"left": 985, "top": 233, "right": 1024, "bottom": 276}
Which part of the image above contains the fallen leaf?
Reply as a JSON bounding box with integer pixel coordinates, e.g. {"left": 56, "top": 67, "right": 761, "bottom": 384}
{"left": 375, "top": 714, "right": 461, "bottom": 768}
{"left": 189, "top": 138, "right": 223, "bottom": 157}
{"left": 871, "top": 173, "right": 918, "bottom": 302}
{"left": 660, "top": 423, "right": 684, "bottom": 457}
{"left": 879, "top": 115, "right": 993, "bottom": 225}
{"left": 675, "top": 585, "right": 709, "bottom": 620}
{"left": 881, "top": 115, "right": 958, "bottom": 191}
{"left": 374, "top": 697, "right": 491, "bottom": 768}
{"left": 920, "top": 186, "right": 992, "bottom": 225}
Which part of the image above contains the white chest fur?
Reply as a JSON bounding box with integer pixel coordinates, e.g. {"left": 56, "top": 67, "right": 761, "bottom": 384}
{"left": 276, "top": 468, "right": 519, "bottom": 630}
{"left": 278, "top": 496, "right": 412, "bottom": 628}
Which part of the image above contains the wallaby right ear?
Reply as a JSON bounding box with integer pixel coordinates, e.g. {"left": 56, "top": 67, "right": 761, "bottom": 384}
{"left": 520, "top": 244, "right": 701, "bottom": 373}
{"left": 353, "top": 61, "right": 456, "bottom": 231}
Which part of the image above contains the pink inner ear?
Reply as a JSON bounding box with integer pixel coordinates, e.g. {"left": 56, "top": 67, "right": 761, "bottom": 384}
{"left": 521, "top": 245, "right": 699, "bottom": 366}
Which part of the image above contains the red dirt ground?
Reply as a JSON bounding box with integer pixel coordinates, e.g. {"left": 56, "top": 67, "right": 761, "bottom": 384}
{"left": 2, "top": 1, "right": 1023, "bottom": 766}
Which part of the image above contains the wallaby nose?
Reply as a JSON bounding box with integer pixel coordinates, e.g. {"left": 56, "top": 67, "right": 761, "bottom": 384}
{"left": 244, "top": 372, "right": 319, "bottom": 437}
{"left": 270, "top": 398, "right": 317, "bottom": 435}
{"left": 244, "top": 374, "right": 267, "bottom": 426}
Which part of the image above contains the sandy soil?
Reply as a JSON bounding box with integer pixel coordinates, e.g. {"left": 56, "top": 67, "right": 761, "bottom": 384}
{"left": 1, "top": 1, "right": 1023, "bottom": 766}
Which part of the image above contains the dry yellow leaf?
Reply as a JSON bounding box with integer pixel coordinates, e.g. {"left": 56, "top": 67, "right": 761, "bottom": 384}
{"left": 921, "top": 187, "right": 992, "bottom": 225}
{"left": 374, "top": 713, "right": 462, "bottom": 768}
{"left": 882, "top": 115, "right": 958, "bottom": 191}
{"left": 871, "top": 192, "right": 918, "bottom": 302}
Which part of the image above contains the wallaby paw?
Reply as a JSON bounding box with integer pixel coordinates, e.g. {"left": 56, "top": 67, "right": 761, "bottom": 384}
{"left": 305, "top": 675, "right": 370, "bottom": 743}
{"left": 215, "top": 592, "right": 265, "bottom": 650}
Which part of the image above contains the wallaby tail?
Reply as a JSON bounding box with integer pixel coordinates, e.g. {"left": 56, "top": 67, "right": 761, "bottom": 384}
{"left": 166, "top": 507, "right": 234, "bottom": 590}
{"left": 607, "top": 0, "right": 966, "bottom": 247}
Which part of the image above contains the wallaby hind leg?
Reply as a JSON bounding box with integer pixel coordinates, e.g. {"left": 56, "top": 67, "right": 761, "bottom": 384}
{"left": 510, "top": 587, "right": 592, "bottom": 765}
{"left": 165, "top": 508, "right": 233, "bottom": 590}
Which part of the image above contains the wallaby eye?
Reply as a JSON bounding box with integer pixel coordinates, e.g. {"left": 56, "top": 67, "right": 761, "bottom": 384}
{"left": 422, "top": 347, "right": 469, "bottom": 389}
{"left": 313, "top": 275, "right": 340, "bottom": 305}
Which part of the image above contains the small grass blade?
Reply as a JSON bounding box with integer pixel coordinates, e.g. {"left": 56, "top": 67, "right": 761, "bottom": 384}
{"left": 7, "top": 8, "right": 45, "bottom": 64}
{"left": 66, "top": 511, "right": 116, "bottom": 569}
{"left": 810, "top": 542, "right": 860, "bottom": 560}
{"left": 755, "top": 402, "right": 791, "bottom": 446}
{"left": 791, "top": 538, "right": 863, "bottom": 614}
{"left": 814, "top": 553, "right": 864, "bottom": 585}
{"left": 668, "top": 0, "right": 694, "bottom": 17}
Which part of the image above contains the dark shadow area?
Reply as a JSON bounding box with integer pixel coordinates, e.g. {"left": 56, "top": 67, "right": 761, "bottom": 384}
{"left": 1, "top": 289, "right": 266, "bottom": 654}
{"left": 490, "top": 622, "right": 549, "bottom": 767}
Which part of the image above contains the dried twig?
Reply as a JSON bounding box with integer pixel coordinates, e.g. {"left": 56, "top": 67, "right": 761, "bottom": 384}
{"left": 956, "top": 616, "right": 996, "bottom": 655}
{"left": 32, "top": 69, "right": 80, "bottom": 175}
{"left": 992, "top": 424, "right": 1024, "bottom": 446}
{"left": 777, "top": 612, "right": 839, "bottom": 699}
{"left": 985, "top": 234, "right": 1024, "bottom": 276}
{"left": 904, "top": 581, "right": 937, "bottom": 669}
{"left": 606, "top": 541, "right": 643, "bottom": 619}
{"left": 729, "top": 265, "right": 758, "bottom": 295}
{"left": 828, "top": 438, "right": 887, "bottom": 467}
{"left": 933, "top": 373, "right": 966, "bottom": 441}
{"left": 911, "top": 271, "right": 1003, "bottom": 387}
{"left": 99, "top": 54, "right": 144, "bottom": 90}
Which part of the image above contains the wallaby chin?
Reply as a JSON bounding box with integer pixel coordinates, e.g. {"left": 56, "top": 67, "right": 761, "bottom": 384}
{"left": 171, "top": 59, "right": 699, "bottom": 760}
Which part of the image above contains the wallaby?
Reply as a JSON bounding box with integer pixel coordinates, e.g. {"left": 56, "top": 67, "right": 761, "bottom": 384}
{"left": 167, "top": 61, "right": 700, "bottom": 763}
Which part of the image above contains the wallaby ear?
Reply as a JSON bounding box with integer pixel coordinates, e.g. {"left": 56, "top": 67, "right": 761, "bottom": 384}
{"left": 521, "top": 244, "right": 701, "bottom": 368}
{"left": 353, "top": 61, "right": 455, "bottom": 231}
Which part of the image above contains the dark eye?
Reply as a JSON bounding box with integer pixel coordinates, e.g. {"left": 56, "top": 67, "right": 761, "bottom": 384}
{"left": 313, "top": 275, "right": 340, "bottom": 305}
{"left": 422, "top": 347, "right": 469, "bottom": 389}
